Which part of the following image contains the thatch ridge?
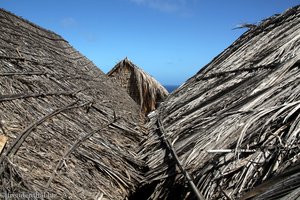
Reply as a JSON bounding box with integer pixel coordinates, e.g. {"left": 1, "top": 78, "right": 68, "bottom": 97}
{"left": 0, "top": 8, "right": 65, "bottom": 41}
{"left": 108, "top": 58, "right": 169, "bottom": 114}
{"left": 136, "top": 5, "right": 300, "bottom": 199}
{"left": 0, "top": 9, "right": 146, "bottom": 199}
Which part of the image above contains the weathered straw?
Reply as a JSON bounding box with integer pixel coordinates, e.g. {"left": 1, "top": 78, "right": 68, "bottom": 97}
{"left": 137, "top": 5, "right": 300, "bottom": 199}
{"left": 107, "top": 58, "right": 169, "bottom": 114}
{"left": 0, "top": 8, "right": 146, "bottom": 200}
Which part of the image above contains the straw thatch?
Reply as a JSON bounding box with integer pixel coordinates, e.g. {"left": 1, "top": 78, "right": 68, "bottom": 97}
{"left": 0, "top": 9, "right": 147, "bottom": 199}
{"left": 136, "top": 5, "right": 300, "bottom": 200}
{"left": 107, "top": 58, "right": 168, "bottom": 114}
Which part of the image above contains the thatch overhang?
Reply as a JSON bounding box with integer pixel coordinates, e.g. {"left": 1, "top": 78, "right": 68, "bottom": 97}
{"left": 107, "top": 58, "right": 169, "bottom": 114}
{"left": 136, "top": 5, "right": 300, "bottom": 200}
{"left": 0, "top": 9, "right": 146, "bottom": 199}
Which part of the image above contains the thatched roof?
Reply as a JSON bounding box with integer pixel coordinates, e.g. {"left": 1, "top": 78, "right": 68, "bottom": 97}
{"left": 137, "top": 5, "right": 300, "bottom": 200}
{"left": 0, "top": 9, "right": 147, "bottom": 199}
{"left": 107, "top": 58, "right": 169, "bottom": 114}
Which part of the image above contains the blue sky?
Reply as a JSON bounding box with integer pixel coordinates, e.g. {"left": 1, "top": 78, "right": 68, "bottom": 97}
{"left": 1, "top": 0, "right": 299, "bottom": 85}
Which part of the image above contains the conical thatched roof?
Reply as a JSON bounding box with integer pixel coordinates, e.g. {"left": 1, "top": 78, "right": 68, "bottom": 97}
{"left": 0, "top": 9, "right": 146, "bottom": 199}
{"left": 107, "top": 58, "right": 169, "bottom": 114}
{"left": 136, "top": 5, "right": 300, "bottom": 200}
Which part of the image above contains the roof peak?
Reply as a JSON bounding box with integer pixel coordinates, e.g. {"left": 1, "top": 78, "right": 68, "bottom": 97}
{"left": 121, "top": 57, "right": 136, "bottom": 68}
{"left": 122, "top": 56, "right": 131, "bottom": 63}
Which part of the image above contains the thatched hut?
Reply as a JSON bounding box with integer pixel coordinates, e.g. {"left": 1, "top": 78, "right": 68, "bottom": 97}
{"left": 136, "top": 5, "right": 300, "bottom": 200}
{"left": 0, "top": 9, "right": 146, "bottom": 199}
{"left": 107, "top": 58, "right": 169, "bottom": 114}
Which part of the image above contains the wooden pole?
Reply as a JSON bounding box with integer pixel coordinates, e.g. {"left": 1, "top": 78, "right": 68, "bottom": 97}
{"left": 157, "top": 111, "right": 206, "bottom": 200}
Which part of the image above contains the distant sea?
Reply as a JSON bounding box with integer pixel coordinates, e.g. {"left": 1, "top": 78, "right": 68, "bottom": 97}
{"left": 164, "top": 85, "right": 179, "bottom": 93}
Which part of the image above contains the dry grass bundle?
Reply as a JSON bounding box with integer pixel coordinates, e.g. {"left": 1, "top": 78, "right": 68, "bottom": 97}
{"left": 136, "top": 5, "right": 300, "bottom": 200}
{"left": 0, "top": 9, "right": 146, "bottom": 199}
{"left": 107, "top": 58, "right": 169, "bottom": 114}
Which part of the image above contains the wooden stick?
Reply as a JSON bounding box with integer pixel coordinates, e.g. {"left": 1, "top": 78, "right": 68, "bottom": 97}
{"left": 16, "top": 48, "right": 23, "bottom": 58}
{"left": 45, "top": 118, "right": 116, "bottom": 188}
{"left": 0, "top": 90, "right": 80, "bottom": 102}
{"left": 0, "top": 55, "right": 26, "bottom": 61}
{"left": 157, "top": 112, "right": 206, "bottom": 200}
{"left": 0, "top": 71, "right": 47, "bottom": 76}
{"left": 0, "top": 100, "right": 92, "bottom": 162}
{"left": 207, "top": 149, "right": 256, "bottom": 153}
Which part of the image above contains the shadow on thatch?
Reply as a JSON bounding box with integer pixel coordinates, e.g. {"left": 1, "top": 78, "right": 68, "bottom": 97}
{"left": 0, "top": 8, "right": 147, "bottom": 199}
{"left": 135, "top": 5, "right": 300, "bottom": 200}
{"left": 107, "top": 58, "right": 169, "bottom": 114}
